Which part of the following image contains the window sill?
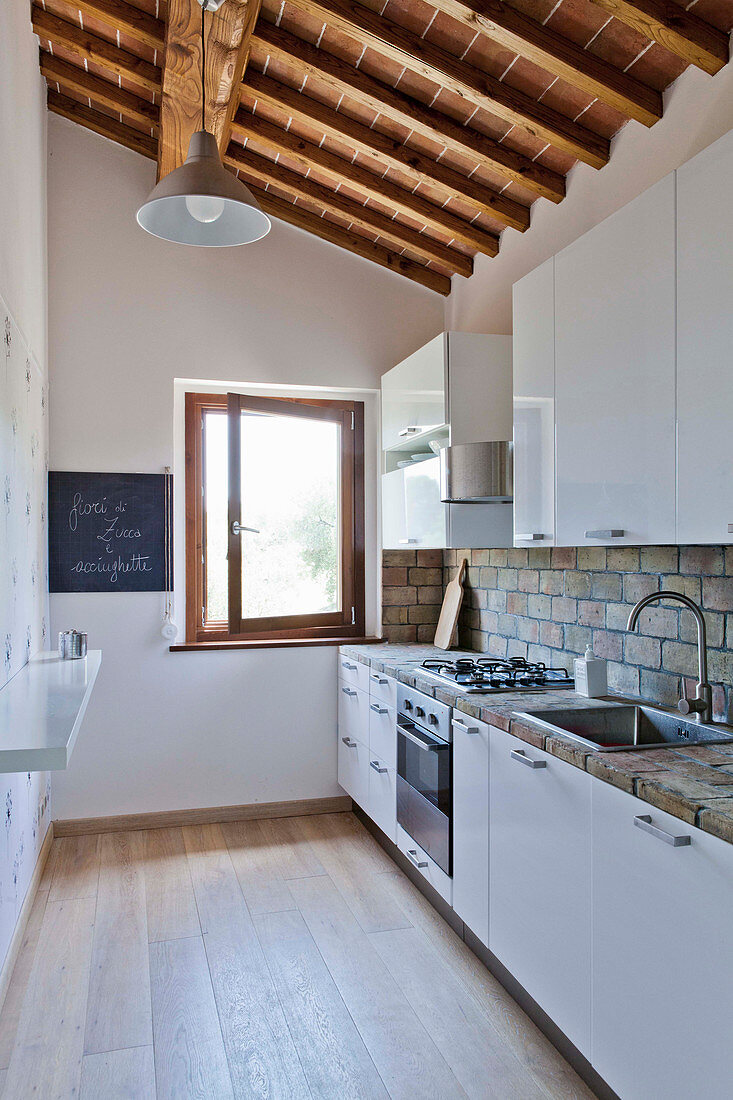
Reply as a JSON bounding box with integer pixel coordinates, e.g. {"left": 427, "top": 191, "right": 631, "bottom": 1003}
{"left": 169, "top": 636, "right": 381, "bottom": 653}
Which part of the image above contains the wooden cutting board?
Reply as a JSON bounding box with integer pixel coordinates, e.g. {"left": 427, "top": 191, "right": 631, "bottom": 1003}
{"left": 434, "top": 558, "right": 468, "bottom": 650}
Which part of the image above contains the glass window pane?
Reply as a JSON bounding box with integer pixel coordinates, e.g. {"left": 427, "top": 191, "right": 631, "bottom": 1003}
{"left": 203, "top": 410, "right": 228, "bottom": 622}
{"left": 240, "top": 410, "right": 341, "bottom": 620}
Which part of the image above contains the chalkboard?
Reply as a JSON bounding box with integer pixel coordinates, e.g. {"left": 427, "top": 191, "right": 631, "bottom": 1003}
{"left": 49, "top": 472, "right": 173, "bottom": 593}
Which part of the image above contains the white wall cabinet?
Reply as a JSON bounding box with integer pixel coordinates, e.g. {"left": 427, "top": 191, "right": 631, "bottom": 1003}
{"left": 452, "top": 711, "right": 489, "bottom": 946}
{"left": 554, "top": 176, "right": 677, "bottom": 547}
{"left": 489, "top": 726, "right": 592, "bottom": 1057}
{"left": 676, "top": 127, "right": 733, "bottom": 544}
{"left": 382, "top": 333, "right": 513, "bottom": 549}
{"left": 513, "top": 257, "right": 555, "bottom": 547}
{"left": 592, "top": 780, "right": 733, "bottom": 1099}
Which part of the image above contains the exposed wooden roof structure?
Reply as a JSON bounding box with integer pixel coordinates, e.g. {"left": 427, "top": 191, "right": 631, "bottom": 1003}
{"left": 34, "top": 0, "right": 732, "bottom": 293}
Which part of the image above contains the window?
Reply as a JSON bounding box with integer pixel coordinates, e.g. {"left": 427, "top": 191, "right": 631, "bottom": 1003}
{"left": 185, "top": 391, "right": 365, "bottom": 644}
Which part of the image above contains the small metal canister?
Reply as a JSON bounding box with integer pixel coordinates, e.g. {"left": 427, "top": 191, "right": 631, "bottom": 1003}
{"left": 58, "top": 630, "right": 88, "bottom": 660}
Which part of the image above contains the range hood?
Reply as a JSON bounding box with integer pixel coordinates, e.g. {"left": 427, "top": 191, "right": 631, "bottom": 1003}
{"left": 440, "top": 440, "right": 513, "bottom": 503}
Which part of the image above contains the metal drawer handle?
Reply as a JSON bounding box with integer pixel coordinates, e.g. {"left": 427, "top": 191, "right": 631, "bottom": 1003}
{"left": 584, "top": 529, "right": 625, "bottom": 539}
{"left": 516, "top": 533, "right": 545, "bottom": 541}
{"left": 341, "top": 737, "right": 358, "bottom": 748}
{"left": 453, "top": 718, "right": 480, "bottom": 734}
{"left": 371, "top": 674, "right": 388, "bottom": 684}
{"left": 341, "top": 687, "right": 357, "bottom": 697}
{"left": 341, "top": 661, "right": 357, "bottom": 670}
{"left": 634, "top": 814, "right": 691, "bottom": 847}
{"left": 728, "top": 524, "right": 733, "bottom": 534}
{"left": 398, "top": 426, "right": 421, "bottom": 437}
{"left": 406, "top": 849, "right": 428, "bottom": 869}
{"left": 511, "top": 749, "right": 546, "bottom": 769}
{"left": 370, "top": 703, "right": 388, "bottom": 715}
{"left": 370, "top": 760, "right": 388, "bottom": 773}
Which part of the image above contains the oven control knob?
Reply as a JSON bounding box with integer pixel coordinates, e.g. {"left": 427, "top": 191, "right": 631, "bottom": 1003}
{"left": 404, "top": 700, "right": 413, "bottom": 711}
{"left": 428, "top": 713, "right": 439, "bottom": 725}
{"left": 416, "top": 706, "right": 425, "bottom": 719}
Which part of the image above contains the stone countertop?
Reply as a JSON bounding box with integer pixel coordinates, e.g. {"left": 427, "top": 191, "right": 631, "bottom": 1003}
{"left": 340, "top": 642, "right": 733, "bottom": 847}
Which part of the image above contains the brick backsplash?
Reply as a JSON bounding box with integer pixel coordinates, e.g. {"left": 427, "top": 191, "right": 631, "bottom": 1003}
{"left": 381, "top": 545, "right": 733, "bottom": 720}
{"left": 382, "top": 549, "right": 444, "bottom": 643}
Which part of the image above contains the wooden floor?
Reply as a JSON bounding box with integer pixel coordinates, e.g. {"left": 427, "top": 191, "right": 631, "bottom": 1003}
{"left": 0, "top": 812, "right": 596, "bottom": 1099}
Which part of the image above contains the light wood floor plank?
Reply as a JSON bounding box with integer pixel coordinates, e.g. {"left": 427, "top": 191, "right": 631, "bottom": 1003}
{"left": 84, "top": 831, "right": 152, "bottom": 1055}
{"left": 80, "top": 1044, "right": 156, "bottom": 1100}
{"left": 377, "top": 870, "right": 596, "bottom": 1100}
{"left": 150, "top": 935, "right": 234, "bottom": 1100}
{"left": 3, "top": 898, "right": 96, "bottom": 1099}
{"left": 370, "top": 925, "right": 548, "bottom": 1100}
{"left": 290, "top": 874, "right": 468, "bottom": 1100}
{"left": 296, "top": 814, "right": 412, "bottom": 934}
{"left": 144, "top": 827, "right": 200, "bottom": 942}
{"left": 183, "top": 823, "right": 311, "bottom": 1098}
{"left": 256, "top": 814, "right": 327, "bottom": 879}
{"left": 221, "top": 819, "right": 298, "bottom": 916}
{"left": 254, "top": 907, "right": 389, "bottom": 1099}
{"left": 47, "top": 834, "right": 101, "bottom": 901}
{"left": 0, "top": 887, "right": 49, "bottom": 1069}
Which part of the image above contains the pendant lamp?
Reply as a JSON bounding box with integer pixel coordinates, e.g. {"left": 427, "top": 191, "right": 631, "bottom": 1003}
{"left": 136, "top": 0, "right": 271, "bottom": 247}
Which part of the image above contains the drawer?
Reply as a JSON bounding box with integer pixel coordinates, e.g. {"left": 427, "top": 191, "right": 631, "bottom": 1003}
{"left": 338, "top": 679, "right": 369, "bottom": 740}
{"left": 368, "top": 702, "right": 396, "bottom": 769}
{"left": 367, "top": 757, "right": 397, "bottom": 843}
{"left": 337, "top": 732, "right": 369, "bottom": 808}
{"left": 396, "top": 824, "right": 452, "bottom": 905}
{"left": 338, "top": 653, "right": 369, "bottom": 691}
{"left": 367, "top": 670, "right": 397, "bottom": 709}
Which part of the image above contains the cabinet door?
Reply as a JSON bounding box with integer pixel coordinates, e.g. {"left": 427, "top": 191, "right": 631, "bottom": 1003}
{"left": 592, "top": 780, "right": 733, "bottom": 1100}
{"left": 337, "top": 732, "right": 369, "bottom": 807}
{"left": 381, "top": 335, "right": 446, "bottom": 450}
{"left": 337, "top": 681, "right": 369, "bottom": 742}
{"left": 403, "top": 457, "right": 446, "bottom": 548}
{"left": 513, "top": 258, "right": 555, "bottom": 547}
{"left": 368, "top": 702, "right": 396, "bottom": 769}
{"left": 489, "top": 726, "right": 591, "bottom": 1056}
{"left": 447, "top": 333, "right": 512, "bottom": 447}
{"left": 452, "top": 712, "right": 489, "bottom": 946}
{"left": 555, "top": 176, "right": 676, "bottom": 546}
{"left": 677, "top": 128, "right": 733, "bottom": 543}
{"left": 367, "top": 755, "right": 397, "bottom": 842}
{"left": 381, "top": 469, "right": 408, "bottom": 550}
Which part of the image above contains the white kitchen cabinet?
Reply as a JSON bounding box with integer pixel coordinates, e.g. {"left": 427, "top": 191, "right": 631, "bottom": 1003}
{"left": 367, "top": 669, "right": 397, "bottom": 710}
{"left": 367, "top": 753, "right": 397, "bottom": 842}
{"left": 337, "top": 731, "right": 369, "bottom": 808}
{"left": 381, "top": 459, "right": 447, "bottom": 550}
{"left": 396, "top": 824, "right": 452, "bottom": 905}
{"left": 513, "top": 257, "right": 555, "bottom": 547}
{"left": 368, "top": 701, "right": 396, "bottom": 770}
{"left": 452, "top": 711, "right": 489, "bottom": 946}
{"left": 676, "top": 127, "right": 733, "bottom": 544}
{"left": 338, "top": 655, "right": 369, "bottom": 693}
{"left": 489, "top": 726, "right": 591, "bottom": 1057}
{"left": 554, "top": 176, "right": 677, "bottom": 546}
{"left": 381, "top": 334, "right": 447, "bottom": 451}
{"left": 337, "top": 680, "right": 369, "bottom": 741}
{"left": 592, "top": 780, "right": 733, "bottom": 1099}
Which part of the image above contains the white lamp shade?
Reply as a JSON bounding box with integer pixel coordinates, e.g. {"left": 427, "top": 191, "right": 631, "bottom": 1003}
{"left": 137, "top": 130, "right": 271, "bottom": 246}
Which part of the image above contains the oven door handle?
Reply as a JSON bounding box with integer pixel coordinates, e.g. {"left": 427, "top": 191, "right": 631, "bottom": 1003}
{"left": 397, "top": 724, "right": 448, "bottom": 753}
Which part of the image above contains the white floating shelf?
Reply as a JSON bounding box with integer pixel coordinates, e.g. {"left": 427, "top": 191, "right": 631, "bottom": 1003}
{"left": 0, "top": 650, "right": 101, "bottom": 772}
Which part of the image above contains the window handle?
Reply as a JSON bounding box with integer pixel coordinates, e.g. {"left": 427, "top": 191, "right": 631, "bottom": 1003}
{"left": 231, "top": 521, "right": 260, "bottom": 535}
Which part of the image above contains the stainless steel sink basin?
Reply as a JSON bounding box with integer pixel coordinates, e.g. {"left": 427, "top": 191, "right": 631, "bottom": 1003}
{"left": 513, "top": 705, "right": 733, "bottom": 753}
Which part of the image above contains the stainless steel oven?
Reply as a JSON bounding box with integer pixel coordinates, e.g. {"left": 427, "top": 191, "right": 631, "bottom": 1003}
{"left": 395, "top": 684, "right": 452, "bottom": 875}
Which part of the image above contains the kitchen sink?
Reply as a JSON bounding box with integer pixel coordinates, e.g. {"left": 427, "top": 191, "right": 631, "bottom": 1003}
{"left": 513, "top": 705, "right": 733, "bottom": 753}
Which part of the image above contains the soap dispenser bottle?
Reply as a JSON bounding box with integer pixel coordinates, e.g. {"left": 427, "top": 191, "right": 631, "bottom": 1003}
{"left": 573, "top": 645, "right": 607, "bottom": 698}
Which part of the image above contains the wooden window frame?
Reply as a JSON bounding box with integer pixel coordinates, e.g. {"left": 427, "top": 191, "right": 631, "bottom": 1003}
{"left": 185, "top": 390, "right": 365, "bottom": 645}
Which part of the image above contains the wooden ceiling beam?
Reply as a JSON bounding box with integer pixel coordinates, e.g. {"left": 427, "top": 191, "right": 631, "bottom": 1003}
{"left": 224, "top": 142, "right": 474, "bottom": 275}
{"left": 69, "top": 0, "right": 165, "bottom": 51}
{"left": 253, "top": 21, "right": 565, "bottom": 203}
{"left": 158, "top": 0, "right": 263, "bottom": 180}
{"left": 286, "top": 0, "right": 610, "bottom": 167}
{"left": 244, "top": 71, "right": 530, "bottom": 231}
{"left": 247, "top": 186, "right": 453, "bottom": 294}
{"left": 31, "top": 7, "right": 161, "bottom": 94}
{"left": 47, "top": 90, "right": 158, "bottom": 158}
{"left": 588, "top": 0, "right": 728, "bottom": 75}
{"left": 40, "top": 53, "right": 159, "bottom": 131}
{"left": 231, "top": 108, "right": 501, "bottom": 255}
{"left": 427, "top": 0, "right": 662, "bottom": 125}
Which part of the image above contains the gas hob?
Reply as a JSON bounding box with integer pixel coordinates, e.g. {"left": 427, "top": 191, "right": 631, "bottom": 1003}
{"left": 419, "top": 657, "right": 575, "bottom": 694}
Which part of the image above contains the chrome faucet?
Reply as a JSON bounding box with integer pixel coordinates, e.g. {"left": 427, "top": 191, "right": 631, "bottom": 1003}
{"left": 627, "top": 592, "right": 712, "bottom": 724}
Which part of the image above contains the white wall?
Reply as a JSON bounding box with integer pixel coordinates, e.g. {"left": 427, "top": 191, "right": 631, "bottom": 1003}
{"left": 0, "top": 0, "right": 51, "bottom": 968}
{"left": 48, "top": 114, "right": 443, "bottom": 820}
{"left": 446, "top": 61, "right": 733, "bottom": 333}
